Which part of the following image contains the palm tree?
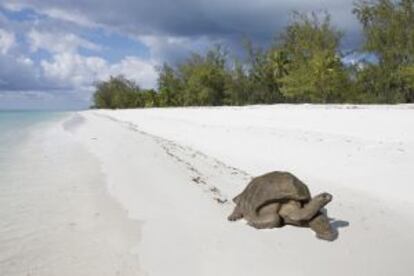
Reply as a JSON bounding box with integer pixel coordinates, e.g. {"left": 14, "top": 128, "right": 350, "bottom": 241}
{"left": 268, "top": 49, "right": 290, "bottom": 80}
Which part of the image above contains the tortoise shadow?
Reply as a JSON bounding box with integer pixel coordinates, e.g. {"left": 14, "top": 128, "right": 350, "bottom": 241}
{"left": 330, "top": 219, "right": 350, "bottom": 229}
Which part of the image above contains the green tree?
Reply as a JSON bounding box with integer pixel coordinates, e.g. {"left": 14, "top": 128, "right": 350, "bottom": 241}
{"left": 244, "top": 41, "right": 284, "bottom": 104}
{"left": 353, "top": 0, "right": 414, "bottom": 102}
{"left": 278, "top": 12, "right": 350, "bottom": 103}
{"left": 224, "top": 60, "right": 252, "bottom": 105}
{"left": 400, "top": 65, "right": 414, "bottom": 102}
{"left": 179, "top": 46, "right": 228, "bottom": 106}
{"left": 92, "top": 75, "right": 143, "bottom": 109}
{"left": 157, "top": 63, "right": 183, "bottom": 106}
{"left": 142, "top": 89, "right": 160, "bottom": 107}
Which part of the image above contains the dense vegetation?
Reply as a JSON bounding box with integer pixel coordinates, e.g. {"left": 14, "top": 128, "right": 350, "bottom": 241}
{"left": 92, "top": 0, "right": 414, "bottom": 109}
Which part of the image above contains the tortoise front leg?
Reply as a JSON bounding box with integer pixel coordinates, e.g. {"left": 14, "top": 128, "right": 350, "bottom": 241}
{"left": 228, "top": 204, "right": 243, "bottom": 221}
{"left": 308, "top": 212, "right": 337, "bottom": 241}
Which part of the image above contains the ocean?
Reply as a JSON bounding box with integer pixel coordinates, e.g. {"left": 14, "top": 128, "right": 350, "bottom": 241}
{"left": 0, "top": 111, "right": 65, "bottom": 165}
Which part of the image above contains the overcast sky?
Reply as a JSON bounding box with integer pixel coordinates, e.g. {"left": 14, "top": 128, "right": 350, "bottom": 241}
{"left": 0, "top": 0, "right": 360, "bottom": 110}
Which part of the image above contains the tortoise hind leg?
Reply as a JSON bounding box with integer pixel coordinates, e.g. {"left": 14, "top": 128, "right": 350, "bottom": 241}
{"left": 248, "top": 203, "right": 282, "bottom": 229}
{"left": 308, "top": 213, "right": 337, "bottom": 241}
{"left": 228, "top": 204, "right": 243, "bottom": 221}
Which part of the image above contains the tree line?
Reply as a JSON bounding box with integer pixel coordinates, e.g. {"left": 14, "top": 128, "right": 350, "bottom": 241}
{"left": 92, "top": 0, "right": 414, "bottom": 109}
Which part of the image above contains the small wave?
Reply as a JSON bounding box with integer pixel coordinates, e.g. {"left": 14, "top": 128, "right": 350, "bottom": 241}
{"left": 62, "top": 114, "right": 86, "bottom": 133}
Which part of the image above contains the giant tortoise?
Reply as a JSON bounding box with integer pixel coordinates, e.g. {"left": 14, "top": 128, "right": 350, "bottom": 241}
{"left": 228, "top": 171, "right": 337, "bottom": 241}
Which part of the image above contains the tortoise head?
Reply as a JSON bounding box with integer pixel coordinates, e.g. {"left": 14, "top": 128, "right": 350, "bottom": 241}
{"left": 314, "top": 192, "right": 333, "bottom": 205}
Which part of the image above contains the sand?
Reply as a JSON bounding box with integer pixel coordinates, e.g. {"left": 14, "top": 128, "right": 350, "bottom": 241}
{"left": 2, "top": 104, "right": 414, "bottom": 275}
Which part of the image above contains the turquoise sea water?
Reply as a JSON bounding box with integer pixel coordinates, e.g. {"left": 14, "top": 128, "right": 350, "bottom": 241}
{"left": 0, "top": 111, "right": 65, "bottom": 164}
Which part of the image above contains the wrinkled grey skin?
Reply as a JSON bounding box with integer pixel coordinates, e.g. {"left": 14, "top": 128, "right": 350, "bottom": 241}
{"left": 228, "top": 171, "right": 337, "bottom": 241}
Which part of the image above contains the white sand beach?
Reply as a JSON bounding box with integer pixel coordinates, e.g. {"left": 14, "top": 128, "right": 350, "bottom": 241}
{"left": 2, "top": 105, "right": 414, "bottom": 275}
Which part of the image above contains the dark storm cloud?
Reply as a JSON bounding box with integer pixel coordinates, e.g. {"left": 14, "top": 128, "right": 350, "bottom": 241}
{"left": 3, "top": 0, "right": 361, "bottom": 48}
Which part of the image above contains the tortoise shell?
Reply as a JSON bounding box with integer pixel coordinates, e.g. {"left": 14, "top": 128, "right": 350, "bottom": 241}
{"left": 233, "top": 171, "right": 311, "bottom": 215}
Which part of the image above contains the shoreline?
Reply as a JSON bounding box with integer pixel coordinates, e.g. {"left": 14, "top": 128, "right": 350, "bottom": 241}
{"left": 0, "top": 114, "right": 142, "bottom": 276}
